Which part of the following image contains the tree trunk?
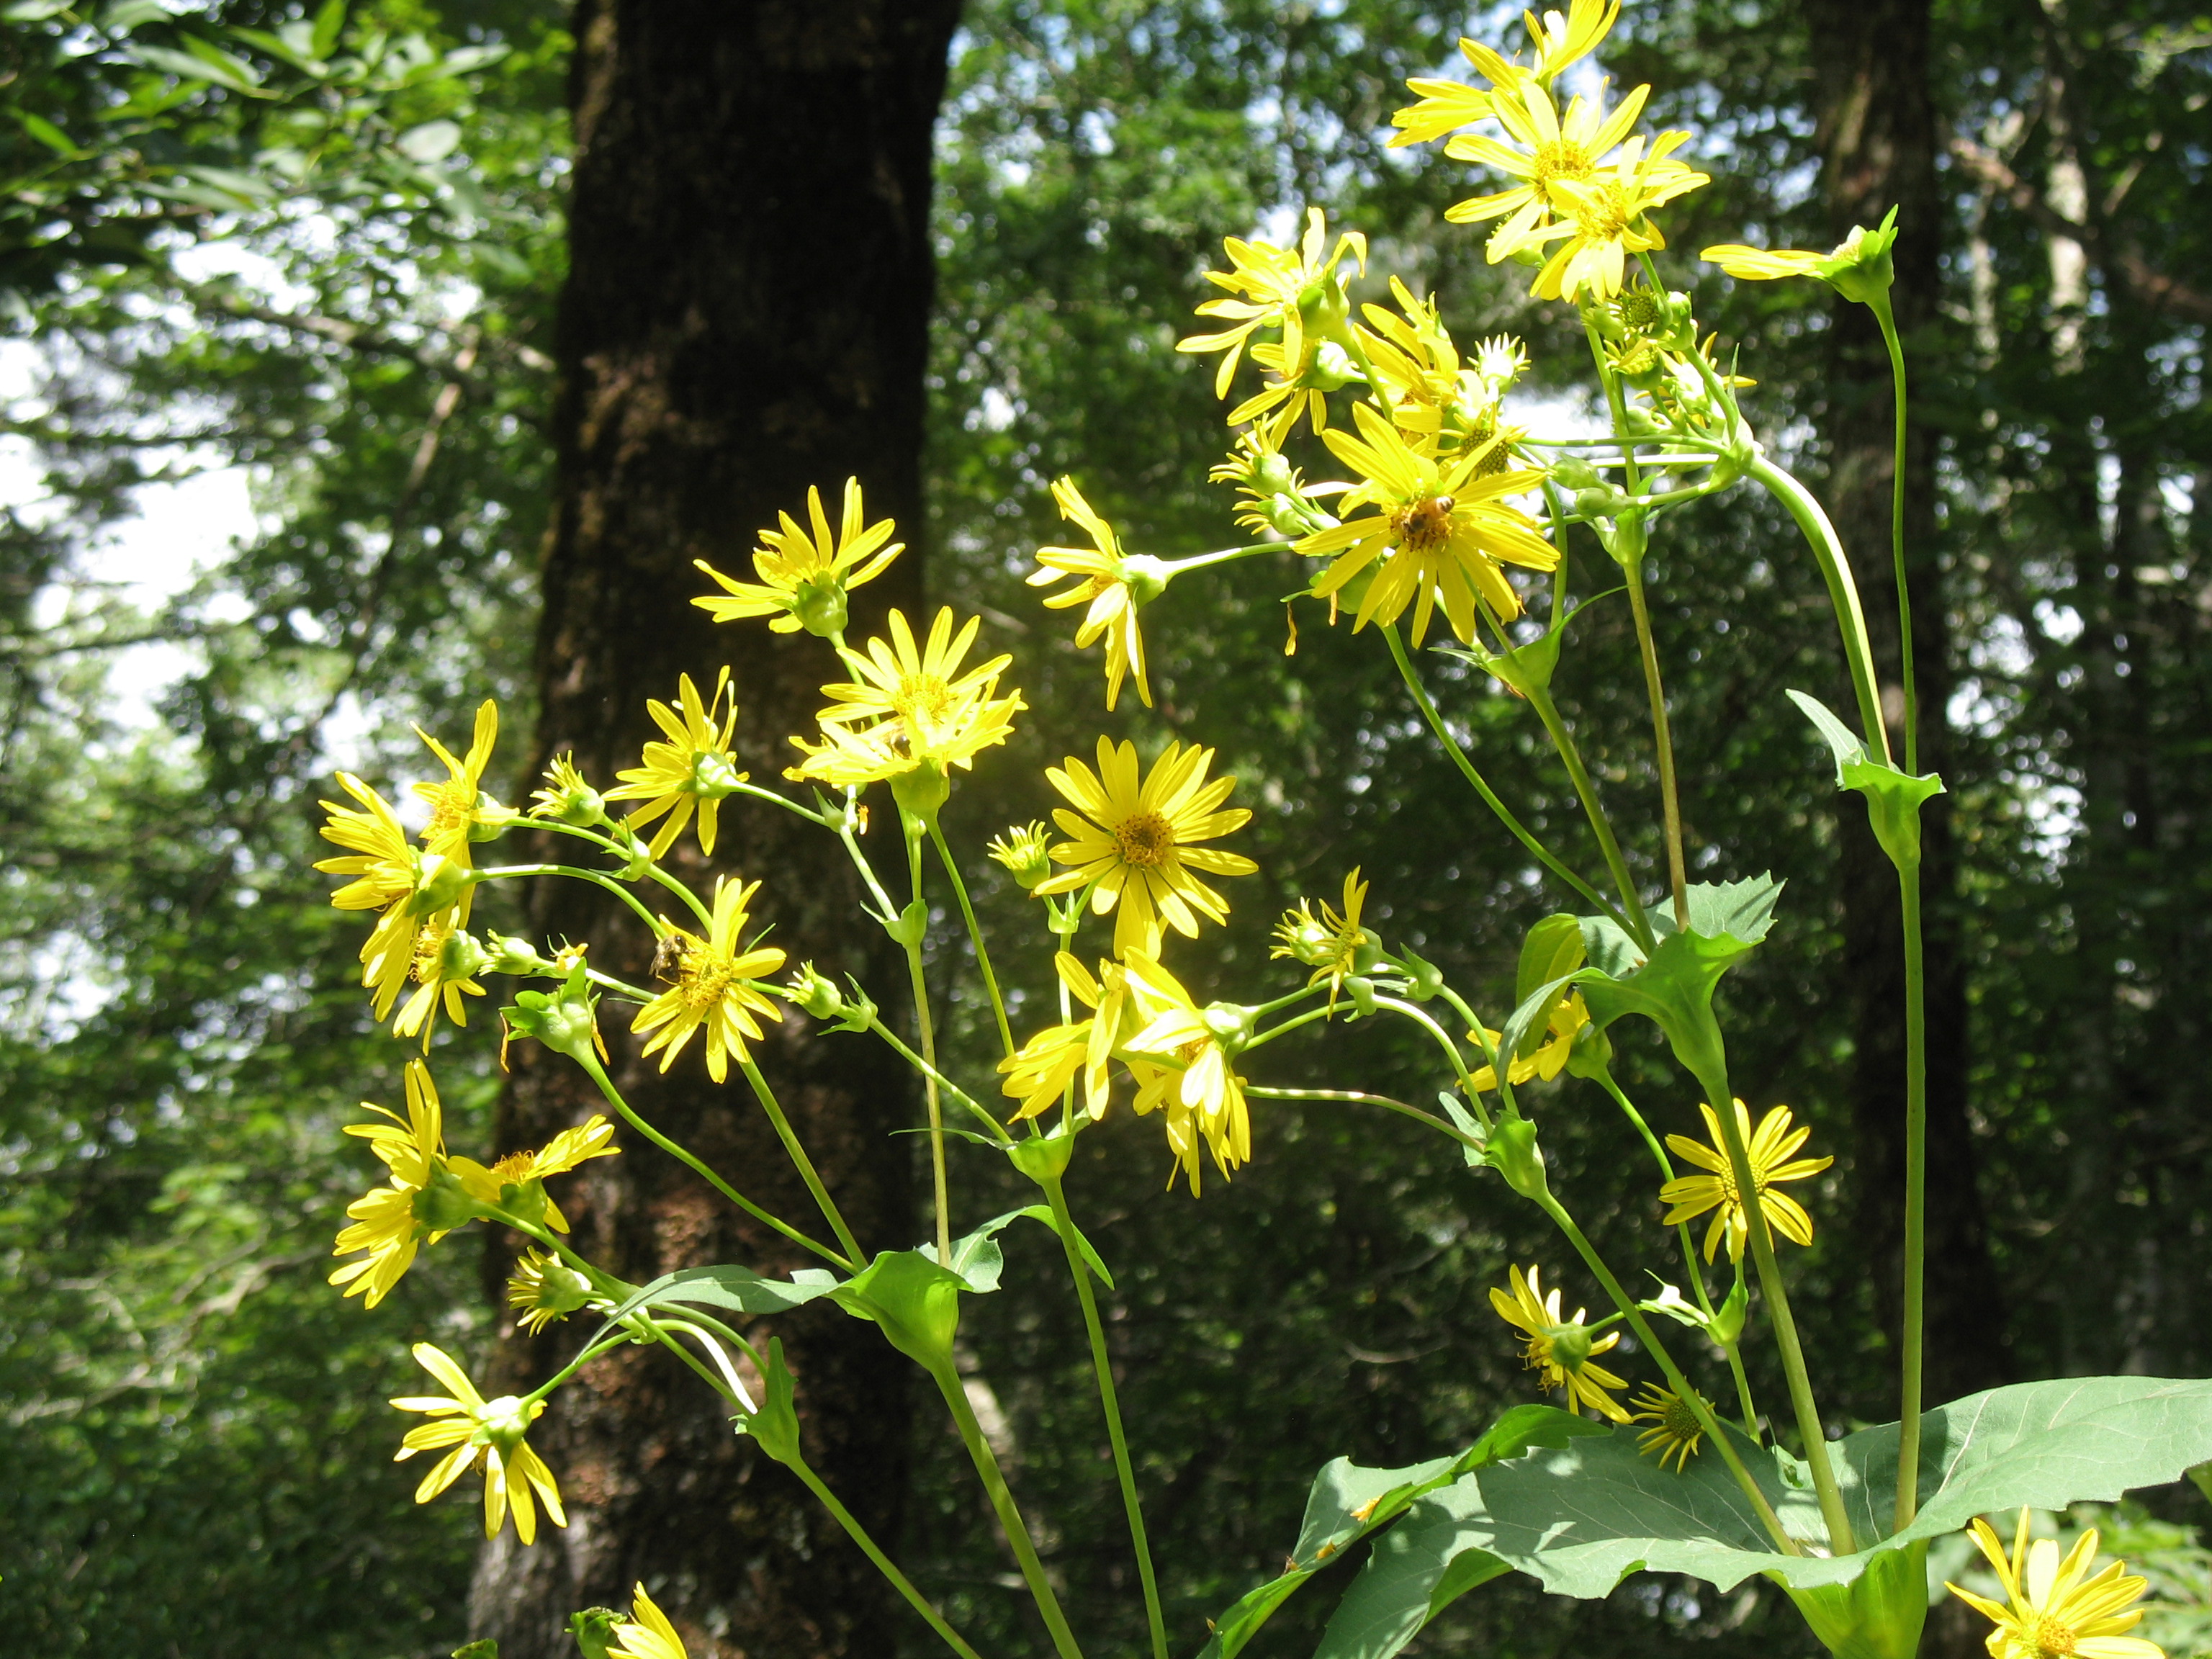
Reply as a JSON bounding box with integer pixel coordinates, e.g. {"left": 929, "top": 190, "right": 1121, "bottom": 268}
{"left": 469, "top": 4, "right": 961, "bottom": 1655}
{"left": 1802, "top": 0, "right": 2014, "bottom": 1408}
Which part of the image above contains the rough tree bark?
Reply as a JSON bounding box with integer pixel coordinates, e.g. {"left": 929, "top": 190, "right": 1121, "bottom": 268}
{"left": 1802, "top": 0, "right": 2015, "bottom": 1407}
{"left": 468, "top": 4, "right": 963, "bottom": 1655}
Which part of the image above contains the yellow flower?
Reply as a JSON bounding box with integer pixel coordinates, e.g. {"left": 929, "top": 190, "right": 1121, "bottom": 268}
{"left": 1121, "top": 951, "right": 1251, "bottom": 1194}
{"left": 330, "top": 1061, "right": 454, "bottom": 1309}
{"left": 986, "top": 820, "right": 1053, "bottom": 891}
{"left": 603, "top": 670, "right": 746, "bottom": 859}
{"left": 449, "top": 1113, "right": 619, "bottom": 1233}
{"left": 531, "top": 752, "right": 606, "bottom": 827}
{"left": 693, "top": 477, "right": 904, "bottom": 637}
{"left": 1702, "top": 211, "right": 1898, "bottom": 306}
{"left": 1030, "top": 477, "right": 1156, "bottom": 711}
{"left": 1467, "top": 990, "right": 1588, "bottom": 1091}
{"left": 390, "top": 1342, "right": 567, "bottom": 1545}
{"left": 629, "top": 877, "right": 787, "bottom": 1084}
{"left": 1295, "top": 403, "right": 1556, "bottom": 639}
{"left": 390, "top": 914, "right": 486, "bottom": 1046}
{"left": 413, "top": 700, "right": 513, "bottom": 859}
{"left": 997, "top": 953, "right": 1137, "bottom": 1123}
{"left": 608, "top": 1583, "right": 691, "bottom": 1659}
{"left": 1489, "top": 1263, "right": 1631, "bottom": 1421}
{"left": 1505, "top": 132, "right": 1711, "bottom": 302}
{"left": 1946, "top": 1510, "right": 2164, "bottom": 1659}
{"left": 1389, "top": 1, "right": 1622, "bottom": 148}
{"left": 1629, "top": 1382, "right": 1708, "bottom": 1471}
{"left": 1177, "top": 207, "right": 1367, "bottom": 402}
{"left": 506, "top": 1248, "right": 598, "bottom": 1336}
{"left": 1660, "top": 1099, "right": 1833, "bottom": 1264}
{"left": 1033, "top": 737, "right": 1258, "bottom": 958}
{"left": 786, "top": 608, "right": 1025, "bottom": 792}
{"left": 316, "top": 772, "right": 423, "bottom": 913}
{"left": 1271, "top": 868, "right": 1373, "bottom": 1008}
{"left": 1522, "top": 0, "right": 1624, "bottom": 81}
{"left": 1444, "top": 73, "right": 1655, "bottom": 257}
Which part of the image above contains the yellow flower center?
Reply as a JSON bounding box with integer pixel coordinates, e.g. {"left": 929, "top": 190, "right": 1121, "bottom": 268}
{"left": 410, "top": 922, "right": 449, "bottom": 984}
{"left": 678, "top": 948, "right": 743, "bottom": 1012}
{"left": 1656, "top": 1393, "right": 1701, "bottom": 1439}
{"left": 487, "top": 1150, "right": 536, "bottom": 1185}
{"left": 1532, "top": 140, "right": 1594, "bottom": 195}
{"left": 424, "top": 779, "right": 476, "bottom": 842}
{"left": 892, "top": 672, "right": 959, "bottom": 733}
{"left": 1391, "top": 495, "right": 1457, "bottom": 554}
{"left": 2030, "top": 1619, "right": 2078, "bottom": 1659}
{"left": 1573, "top": 181, "right": 1637, "bottom": 241}
{"left": 1114, "top": 810, "right": 1177, "bottom": 867}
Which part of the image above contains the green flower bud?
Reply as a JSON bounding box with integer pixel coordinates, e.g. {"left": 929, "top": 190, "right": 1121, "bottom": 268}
{"left": 1484, "top": 1110, "right": 1550, "bottom": 1200}
{"left": 412, "top": 1162, "right": 482, "bottom": 1233}
{"left": 482, "top": 931, "right": 558, "bottom": 976}
{"left": 889, "top": 759, "right": 950, "bottom": 824}
{"left": 1200, "top": 1000, "right": 1257, "bottom": 1057}
{"left": 787, "top": 961, "right": 844, "bottom": 1020}
{"left": 501, "top": 960, "right": 606, "bottom": 1068}
{"left": 567, "top": 1610, "right": 621, "bottom": 1659}
{"left": 792, "top": 573, "right": 849, "bottom": 637}
{"left": 986, "top": 822, "right": 1053, "bottom": 891}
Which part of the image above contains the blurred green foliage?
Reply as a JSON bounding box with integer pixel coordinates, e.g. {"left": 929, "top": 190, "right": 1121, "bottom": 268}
{"left": 1, "top": 0, "right": 2208, "bottom": 1655}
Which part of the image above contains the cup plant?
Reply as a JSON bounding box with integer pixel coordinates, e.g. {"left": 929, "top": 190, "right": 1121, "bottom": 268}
{"left": 317, "top": 3, "right": 2212, "bottom": 1655}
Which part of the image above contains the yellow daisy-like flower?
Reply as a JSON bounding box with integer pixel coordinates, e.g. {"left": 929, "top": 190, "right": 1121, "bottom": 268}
{"left": 505, "top": 1247, "right": 599, "bottom": 1336}
{"left": 413, "top": 699, "right": 513, "bottom": 859}
{"left": 1121, "top": 951, "right": 1251, "bottom": 1195}
{"left": 786, "top": 608, "right": 1025, "bottom": 792}
{"left": 985, "top": 820, "right": 1053, "bottom": 891}
{"left": 449, "top": 1113, "right": 619, "bottom": 1233}
{"left": 530, "top": 752, "right": 605, "bottom": 827}
{"left": 1467, "top": 990, "right": 1588, "bottom": 1092}
{"left": 1701, "top": 212, "right": 1898, "bottom": 305}
{"left": 390, "top": 913, "right": 485, "bottom": 1045}
{"left": 1444, "top": 73, "right": 1655, "bottom": 255}
{"left": 1489, "top": 1263, "right": 1632, "bottom": 1421}
{"left": 317, "top": 772, "right": 422, "bottom": 914}
{"left": 1946, "top": 1510, "right": 2164, "bottom": 1659}
{"left": 1032, "top": 737, "right": 1259, "bottom": 958}
{"left": 1660, "top": 1099, "right": 1833, "bottom": 1264}
{"left": 330, "top": 1060, "right": 454, "bottom": 1308}
{"left": 1506, "top": 132, "right": 1711, "bottom": 302}
{"left": 608, "top": 1583, "right": 691, "bottom": 1659}
{"left": 629, "top": 877, "right": 787, "bottom": 1084}
{"left": 1270, "top": 868, "right": 1373, "bottom": 1009}
{"left": 1295, "top": 402, "right": 1556, "bottom": 639}
{"left": 1390, "top": 1, "right": 1622, "bottom": 148}
{"left": 1629, "top": 1382, "right": 1709, "bottom": 1471}
{"left": 603, "top": 669, "right": 746, "bottom": 860}
{"left": 1030, "top": 477, "right": 1156, "bottom": 712}
{"left": 693, "top": 477, "right": 904, "bottom": 637}
{"left": 998, "top": 953, "right": 1138, "bottom": 1123}
{"left": 390, "top": 1342, "right": 567, "bottom": 1545}
{"left": 1177, "top": 207, "right": 1367, "bottom": 402}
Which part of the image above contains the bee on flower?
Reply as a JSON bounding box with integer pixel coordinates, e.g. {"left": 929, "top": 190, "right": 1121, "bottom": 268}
{"left": 693, "top": 476, "right": 904, "bottom": 639}
{"left": 630, "top": 876, "right": 788, "bottom": 1084}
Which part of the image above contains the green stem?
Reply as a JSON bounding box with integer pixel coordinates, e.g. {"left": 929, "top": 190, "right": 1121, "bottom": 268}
{"left": 1621, "top": 562, "right": 1691, "bottom": 934}
{"left": 930, "top": 1359, "right": 1086, "bottom": 1659}
{"left": 862, "top": 1014, "right": 1012, "bottom": 1142}
{"left": 1872, "top": 296, "right": 1917, "bottom": 775}
{"left": 1244, "top": 1085, "right": 1485, "bottom": 1156}
{"left": 928, "top": 819, "right": 1015, "bottom": 1061}
{"left": 1745, "top": 455, "right": 1893, "bottom": 765}
{"left": 787, "top": 1457, "right": 991, "bottom": 1659}
{"left": 1533, "top": 1193, "right": 1799, "bottom": 1556}
{"left": 1370, "top": 994, "right": 1484, "bottom": 1119}
{"left": 1339, "top": 327, "right": 1398, "bottom": 423}
{"left": 1161, "top": 539, "right": 1295, "bottom": 575}
{"left": 1894, "top": 859, "right": 1927, "bottom": 1530}
{"left": 1039, "top": 1170, "right": 1167, "bottom": 1659}
{"left": 572, "top": 1051, "right": 852, "bottom": 1271}
{"left": 904, "top": 819, "right": 953, "bottom": 1264}
{"left": 738, "top": 1056, "right": 867, "bottom": 1267}
{"left": 1524, "top": 680, "right": 1656, "bottom": 950}
{"left": 1689, "top": 1058, "right": 1858, "bottom": 1555}
{"left": 472, "top": 862, "right": 673, "bottom": 935}
{"left": 1380, "top": 623, "right": 1632, "bottom": 934}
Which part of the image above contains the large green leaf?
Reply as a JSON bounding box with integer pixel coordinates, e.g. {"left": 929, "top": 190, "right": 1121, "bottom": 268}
{"left": 603, "top": 1264, "right": 841, "bottom": 1324}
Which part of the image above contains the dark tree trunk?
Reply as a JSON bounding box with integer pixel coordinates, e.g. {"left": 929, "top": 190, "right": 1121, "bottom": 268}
{"left": 468, "top": 4, "right": 961, "bottom": 1655}
{"left": 1803, "top": 0, "right": 2013, "bottom": 1408}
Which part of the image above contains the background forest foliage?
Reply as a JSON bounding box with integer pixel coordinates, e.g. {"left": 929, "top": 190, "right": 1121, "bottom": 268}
{"left": 1, "top": 1, "right": 2208, "bottom": 1655}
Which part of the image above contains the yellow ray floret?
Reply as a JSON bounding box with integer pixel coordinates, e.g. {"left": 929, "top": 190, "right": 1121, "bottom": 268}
{"left": 390, "top": 1342, "right": 567, "bottom": 1545}
{"left": 1945, "top": 1509, "right": 2164, "bottom": 1659}
{"left": 1177, "top": 207, "right": 1366, "bottom": 400}
{"left": 1295, "top": 403, "right": 1555, "bottom": 640}
{"left": 331, "top": 1060, "right": 453, "bottom": 1309}
{"left": 608, "top": 1583, "right": 691, "bottom": 1659}
{"left": 1121, "top": 952, "right": 1252, "bottom": 1195}
{"left": 786, "top": 608, "right": 1025, "bottom": 790}
{"left": 998, "top": 953, "right": 1137, "bottom": 1124}
{"left": 1502, "top": 132, "right": 1710, "bottom": 302}
{"left": 390, "top": 912, "right": 485, "bottom": 1045}
{"left": 413, "top": 698, "right": 513, "bottom": 858}
{"left": 630, "top": 876, "right": 787, "bottom": 1084}
{"left": 1660, "top": 1098, "right": 1833, "bottom": 1264}
{"left": 693, "top": 477, "right": 903, "bottom": 635}
{"left": 448, "top": 1113, "right": 619, "bottom": 1233}
{"left": 1489, "top": 1263, "right": 1631, "bottom": 1421}
{"left": 1033, "top": 737, "right": 1258, "bottom": 958}
{"left": 1270, "top": 868, "right": 1372, "bottom": 1009}
{"left": 1444, "top": 74, "right": 1653, "bottom": 248}
{"left": 1030, "top": 477, "right": 1154, "bottom": 711}
{"left": 603, "top": 668, "right": 745, "bottom": 859}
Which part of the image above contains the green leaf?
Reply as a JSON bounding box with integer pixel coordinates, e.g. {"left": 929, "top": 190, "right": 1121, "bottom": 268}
{"left": 1658, "top": 873, "right": 1784, "bottom": 943}
{"left": 1787, "top": 688, "right": 1869, "bottom": 783}
{"left": 830, "top": 1247, "right": 969, "bottom": 1367}
{"left": 1195, "top": 1406, "right": 1603, "bottom": 1658}
{"left": 919, "top": 1207, "right": 1038, "bottom": 1292}
{"left": 1513, "top": 913, "right": 1584, "bottom": 1019}
{"left": 227, "top": 24, "right": 329, "bottom": 74}
{"left": 3, "top": 0, "right": 76, "bottom": 20}
{"left": 1316, "top": 1511, "right": 1509, "bottom": 1659}
{"left": 1498, "top": 970, "right": 1580, "bottom": 1065}
{"left": 176, "top": 163, "right": 276, "bottom": 202}
{"left": 1787, "top": 690, "right": 1944, "bottom": 869}
{"left": 1578, "top": 913, "right": 1645, "bottom": 976}
{"left": 100, "top": 0, "right": 169, "bottom": 27}
{"left": 309, "top": 0, "right": 346, "bottom": 59}
{"left": 1011, "top": 1201, "right": 1115, "bottom": 1289}
{"left": 397, "top": 118, "right": 462, "bottom": 163}
{"left": 603, "top": 1263, "right": 840, "bottom": 1326}
{"left": 130, "top": 41, "right": 268, "bottom": 95}
{"left": 17, "top": 113, "right": 83, "bottom": 157}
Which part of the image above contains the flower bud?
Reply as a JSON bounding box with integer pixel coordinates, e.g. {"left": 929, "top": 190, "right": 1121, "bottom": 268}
{"left": 532, "top": 755, "right": 607, "bottom": 828}
{"left": 792, "top": 573, "right": 850, "bottom": 637}
{"left": 568, "top": 1609, "right": 622, "bottom": 1659}
{"left": 1483, "top": 1110, "right": 1550, "bottom": 1199}
{"left": 787, "top": 961, "right": 845, "bottom": 1020}
{"left": 986, "top": 822, "right": 1053, "bottom": 891}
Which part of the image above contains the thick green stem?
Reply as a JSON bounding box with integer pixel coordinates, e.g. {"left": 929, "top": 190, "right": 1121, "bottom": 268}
{"left": 1533, "top": 1195, "right": 1799, "bottom": 1556}
{"left": 1690, "top": 1058, "right": 1858, "bottom": 1555}
{"left": 903, "top": 819, "right": 953, "bottom": 1264}
{"left": 788, "top": 1457, "right": 990, "bottom": 1659}
{"left": 1621, "top": 564, "right": 1691, "bottom": 932}
{"left": 738, "top": 1056, "right": 867, "bottom": 1267}
{"left": 1894, "top": 860, "right": 1928, "bottom": 1529}
{"left": 928, "top": 819, "right": 1015, "bottom": 1061}
{"left": 1873, "top": 297, "right": 1917, "bottom": 775}
{"left": 1525, "top": 680, "right": 1656, "bottom": 950}
{"left": 573, "top": 1051, "right": 851, "bottom": 1270}
{"left": 1040, "top": 1171, "right": 1166, "bottom": 1659}
{"left": 930, "top": 1359, "right": 1086, "bottom": 1659}
{"left": 1380, "top": 623, "right": 1632, "bottom": 933}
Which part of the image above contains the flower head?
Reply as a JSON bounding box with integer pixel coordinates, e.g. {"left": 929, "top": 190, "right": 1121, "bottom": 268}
{"left": 1503, "top": 132, "right": 1711, "bottom": 302}
{"left": 1033, "top": 737, "right": 1258, "bottom": 958}
{"left": 1468, "top": 989, "right": 1589, "bottom": 1092}
{"left": 1630, "top": 1382, "right": 1709, "bottom": 1471}
{"left": 786, "top": 608, "right": 1025, "bottom": 796}
{"left": 694, "top": 477, "right": 904, "bottom": 638}
{"left": 1444, "top": 74, "right": 1655, "bottom": 253}
{"left": 1702, "top": 209, "right": 1899, "bottom": 307}
{"left": 1489, "top": 1263, "right": 1631, "bottom": 1421}
{"left": 1121, "top": 952, "right": 1252, "bottom": 1194}
{"left": 1177, "top": 207, "right": 1367, "bottom": 403}
{"left": 1030, "top": 477, "right": 1159, "bottom": 711}
{"left": 1271, "top": 869, "right": 1374, "bottom": 1008}
{"left": 1946, "top": 1510, "right": 2164, "bottom": 1659}
{"left": 449, "top": 1113, "right": 619, "bottom": 1233}
{"left": 986, "top": 821, "right": 1053, "bottom": 891}
{"left": 391, "top": 1342, "right": 567, "bottom": 1545}
{"left": 630, "top": 877, "right": 787, "bottom": 1083}
{"left": 413, "top": 700, "right": 514, "bottom": 858}
{"left": 331, "top": 1061, "right": 458, "bottom": 1309}
{"left": 531, "top": 753, "right": 606, "bottom": 828}
{"left": 1295, "top": 403, "right": 1556, "bottom": 639}
{"left": 507, "top": 1248, "right": 599, "bottom": 1336}
{"left": 603, "top": 669, "right": 746, "bottom": 859}
{"left": 1660, "top": 1099, "right": 1833, "bottom": 1263}
{"left": 317, "top": 772, "right": 425, "bottom": 913}
{"left": 608, "top": 1583, "right": 691, "bottom": 1659}
{"left": 997, "top": 953, "right": 1138, "bottom": 1124}
{"left": 390, "top": 914, "right": 487, "bottom": 1046}
{"left": 1390, "top": 1, "right": 1622, "bottom": 148}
